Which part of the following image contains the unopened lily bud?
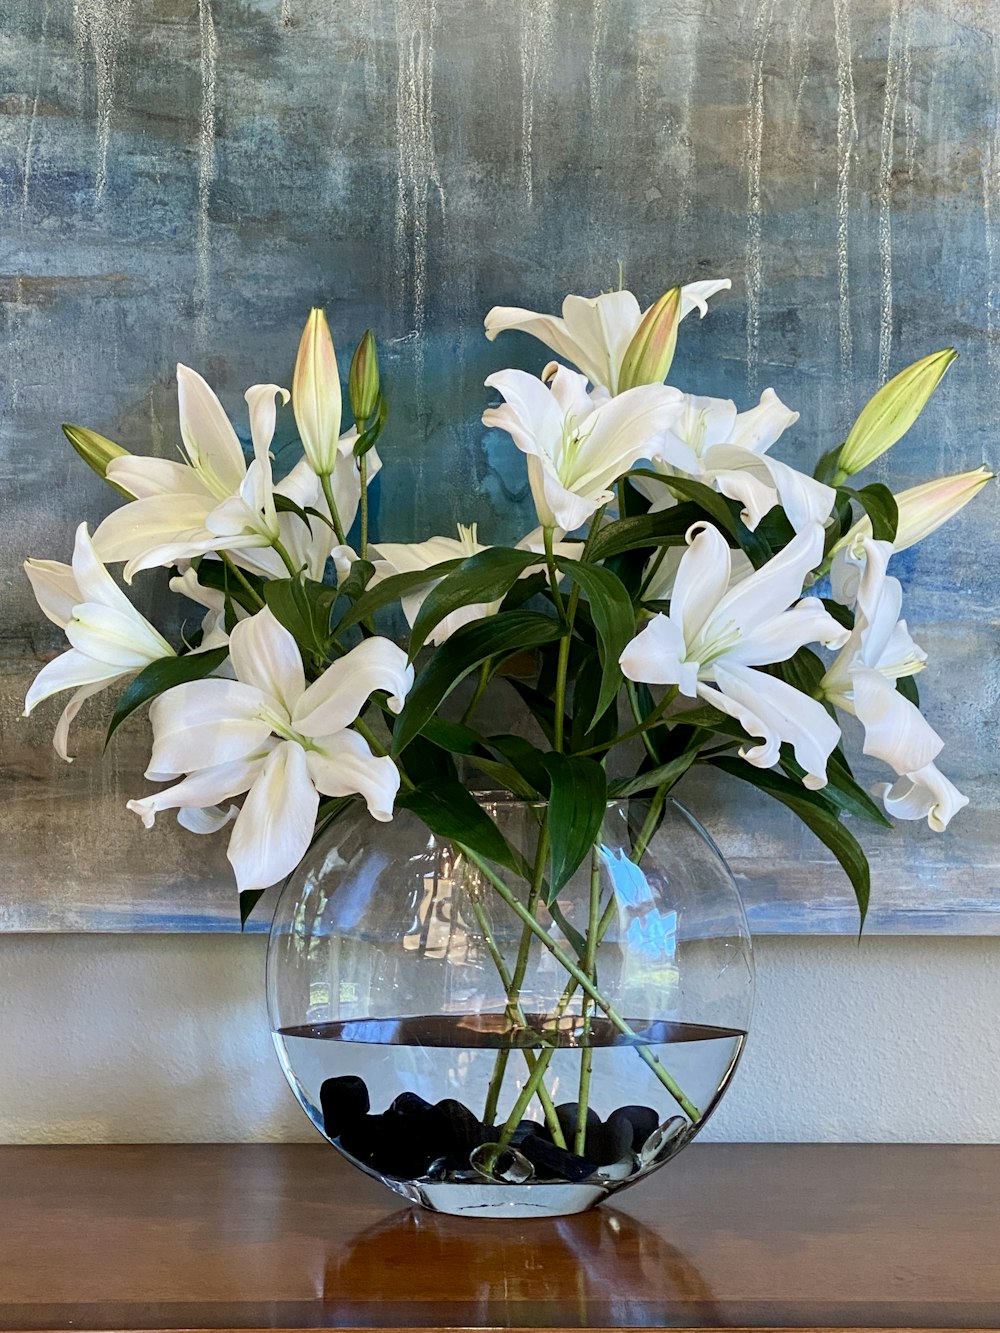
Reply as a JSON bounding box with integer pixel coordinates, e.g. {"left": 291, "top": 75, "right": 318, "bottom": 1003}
{"left": 62, "top": 423, "right": 133, "bottom": 499}
{"left": 833, "top": 465, "right": 993, "bottom": 562}
{"left": 617, "top": 286, "right": 682, "bottom": 392}
{"left": 349, "top": 329, "right": 380, "bottom": 424}
{"left": 890, "top": 466, "right": 993, "bottom": 550}
{"left": 292, "top": 307, "right": 343, "bottom": 476}
{"left": 837, "top": 348, "right": 957, "bottom": 478}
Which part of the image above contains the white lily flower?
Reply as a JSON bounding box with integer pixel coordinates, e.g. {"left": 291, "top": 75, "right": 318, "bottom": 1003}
{"left": 127, "top": 608, "right": 413, "bottom": 893}
{"left": 620, "top": 522, "right": 849, "bottom": 788}
{"left": 484, "top": 280, "right": 731, "bottom": 394}
{"left": 631, "top": 388, "right": 836, "bottom": 534}
{"left": 23, "top": 523, "right": 176, "bottom": 760}
{"left": 821, "top": 537, "right": 967, "bottom": 830}
{"left": 371, "top": 524, "right": 580, "bottom": 646}
{"left": 483, "top": 365, "right": 683, "bottom": 531}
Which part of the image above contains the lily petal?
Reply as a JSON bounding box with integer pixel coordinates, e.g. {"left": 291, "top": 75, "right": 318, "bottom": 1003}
{"left": 708, "top": 662, "right": 841, "bottom": 788}
{"left": 851, "top": 666, "right": 943, "bottom": 774}
{"left": 107, "top": 455, "right": 216, "bottom": 502}
{"left": 619, "top": 612, "right": 699, "bottom": 698}
{"left": 145, "top": 678, "right": 273, "bottom": 777}
{"left": 52, "top": 680, "right": 116, "bottom": 761}
{"left": 226, "top": 741, "right": 319, "bottom": 893}
{"left": 24, "top": 648, "right": 125, "bottom": 716}
{"left": 306, "top": 728, "right": 401, "bottom": 821}
{"left": 177, "top": 364, "right": 247, "bottom": 498}
{"left": 24, "top": 558, "right": 79, "bottom": 630}
{"left": 294, "top": 637, "right": 414, "bottom": 737}
{"left": 670, "top": 522, "right": 732, "bottom": 647}
{"left": 128, "top": 753, "right": 267, "bottom": 827}
{"left": 229, "top": 608, "right": 305, "bottom": 718}
{"left": 874, "top": 762, "right": 969, "bottom": 831}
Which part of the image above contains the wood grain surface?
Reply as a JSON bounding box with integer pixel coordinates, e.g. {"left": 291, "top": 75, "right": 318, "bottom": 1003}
{"left": 1, "top": 1143, "right": 998, "bottom": 1332}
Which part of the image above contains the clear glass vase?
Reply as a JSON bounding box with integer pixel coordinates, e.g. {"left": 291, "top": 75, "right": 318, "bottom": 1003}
{"left": 266, "top": 795, "right": 754, "bottom": 1219}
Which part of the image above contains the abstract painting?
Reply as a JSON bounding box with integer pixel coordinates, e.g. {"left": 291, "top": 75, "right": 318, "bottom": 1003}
{"left": 1, "top": 0, "right": 997, "bottom": 930}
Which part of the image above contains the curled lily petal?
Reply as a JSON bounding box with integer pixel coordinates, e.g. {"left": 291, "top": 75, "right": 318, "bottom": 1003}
{"left": 875, "top": 762, "right": 968, "bottom": 831}
{"left": 851, "top": 666, "right": 943, "bottom": 774}
{"left": 306, "top": 728, "right": 401, "bottom": 822}
{"left": 128, "top": 754, "right": 267, "bottom": 828}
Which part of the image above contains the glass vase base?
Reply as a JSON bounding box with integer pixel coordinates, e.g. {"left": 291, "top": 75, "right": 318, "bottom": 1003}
{"left": 383, "top": 1177, "right": 608, "bottom": 1218}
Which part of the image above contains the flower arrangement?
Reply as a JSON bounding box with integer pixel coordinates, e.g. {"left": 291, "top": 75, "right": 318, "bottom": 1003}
{"left": 24, "top": 280, "right": 991, "bottom": 937}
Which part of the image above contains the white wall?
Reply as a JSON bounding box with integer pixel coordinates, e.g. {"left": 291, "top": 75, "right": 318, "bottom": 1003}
{"left": 2, "top": 933, "right": 999, "bottom": 1144}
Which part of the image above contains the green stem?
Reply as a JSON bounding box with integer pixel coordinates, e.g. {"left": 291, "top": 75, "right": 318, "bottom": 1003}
{"left": 576, "top": 686, "right": 677, "bottom": 757}
{"left": 320, "top": 472, "right": 348, "bottom": 547}
{"left": 626, "top": 681, "right": 661, "bottom": 763}
{"left": 358, "top": 453, "right": 369, "bottom": 559}
{"left": 637, "top": 546, "right": 669, "bottom": 600}
{"left": 542, "top": 525, "right": 566, "bottom": 618}
{"left": 220, "top": 554, "right": 265, "bottom": 610}
{"left": 468, "top": 890, "right": 565, "bottom": 1147}
{"left": 460, "top": 660, "right": 492, "bottom": 727}
{"left": 461, "top": 844, "right": 702, "bottom": 1122}
{"left": 574, "top": 848, "right": 602, "bottom": 1154}
{"left": 495, "top": 1048, "right": 558, "bottom": 1151}
{"left": 271, "top": 537, "right": 300, "bottom": 577}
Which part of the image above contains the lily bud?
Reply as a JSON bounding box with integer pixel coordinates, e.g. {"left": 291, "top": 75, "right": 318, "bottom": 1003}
{"left": 837, "top": 348, "right": 957, "bottom": 478}
{"left": 617, "top": 286, "right": 682, "bottom": 392}
{"left": 890, "top": 466, "right": 993, "bottom": 550}
{"left": 348, "top": 329, "right": 380, "bottom": 425}
{"left": 62, "top": 424, "right": 133, "bottom": 499}
{"left": 292, "top": 307, "right": 343, "bottom": 476}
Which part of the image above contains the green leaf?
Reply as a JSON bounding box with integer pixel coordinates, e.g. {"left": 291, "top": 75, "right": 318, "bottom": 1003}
{"left": 408, "top": 547, "right": 540, "bottom": 659}
{"left": 336, "top": 559, "right": 376, "bottom": 606}
{"left": 499, "top": 569, "right": 548, "bottom": 613}
{"left": 896, "top": 674, "right": 920, "bottom": 707}
{"left": 421, "top": 716, "right": 486, "bottom": 756}
{"left": 610, "top": 733, "right": 709, "bottom": 797}
{"left": 273, "top": 493, "right": 315, "bottom": 530}
{"left": 337, "top": 558, "right": 463, "bottom": 632}
{"left": 264, "top": 577, "right": 337, "bottom": 659}
{"left": 106, "top": 647, "right": 229, "bottom": 745}
{"left": 656, "top": 474, "right": 773, "bottom": 568}
{"left": 488, "top": 734, "right": 552, "bottom": 796}
{"left": 462, "top": 755, "right": 539, "bottom": 800}
{"left": 192, "top": 558, "right": 265, "bottom": 614}
{"left": 822, "top": 597, "right": 855, "bottom": 632}
{"left": 541, "top": 753, "right": 608, "bottom": 899}
{"left": 780, "top": 749, "right": 891, "bottom": 829}
{"left": 814, "top": 444, "right": 843, "bottom": 486}
{"left": 403, "top": 734, "right": 458, "bottom": 785}
{"left": 392, "top": 611, "right": 563, "bottom": 755}
{"left": 840, "top": 483, "right": 899, "bottom": 543}
{"left": 555, "top": 557, "right": 636, "bottom": 728}
{"left": 239, "top": 889, "right": 266, "bottom": 929}
{"left": 397, "top": 780, "right": 521, "bottom": 875}
{"left": 708, "top": 756, "right": 871, "bottom": 928}
{"left": 587, "top": 502, "right": 703, "bottom": 562}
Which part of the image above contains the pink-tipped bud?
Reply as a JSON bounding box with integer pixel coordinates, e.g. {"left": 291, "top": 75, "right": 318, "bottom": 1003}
{"left": 617, "top": 286, "right": 682, "bottom": 393}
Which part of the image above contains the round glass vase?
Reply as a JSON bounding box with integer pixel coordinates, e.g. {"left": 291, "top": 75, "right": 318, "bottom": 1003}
{"left": 266, "top": 794, "right": 754, "bottom": 1220}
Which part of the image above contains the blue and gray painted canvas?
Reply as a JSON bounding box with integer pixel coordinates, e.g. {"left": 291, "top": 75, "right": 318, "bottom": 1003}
{"left": 1, "top": 0, "right": 996, "bottom": 930}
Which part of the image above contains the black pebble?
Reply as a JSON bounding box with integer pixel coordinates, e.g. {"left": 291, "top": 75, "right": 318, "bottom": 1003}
{"left": 587, "top": 1114, "right": 634, "bottom": 1166}
{"left": 319, "top": 1075, "right": 370, "bottom": 1139}
{"left": 519, "top": 1133, "right": 598, "bottom": 1183}
{"left": 554, "top": 1101, "right": 600, "bottom": 1145}
{"left": 606, "top": 1104, "right": 659, "bottom": 1153}
{"left": 390, "top": 1091, "right": 434, "bottom": 1116}
{"left": 510, "top": 1118, "right": 546, "bottom": 1146}
{"left": 435, "top": 1098, "right": 491, "bottom": 1164}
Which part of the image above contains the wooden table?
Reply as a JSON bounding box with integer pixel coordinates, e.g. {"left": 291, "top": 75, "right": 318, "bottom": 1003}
{"left": 2, "top": 1144, "right": 998, "bottom": 1332}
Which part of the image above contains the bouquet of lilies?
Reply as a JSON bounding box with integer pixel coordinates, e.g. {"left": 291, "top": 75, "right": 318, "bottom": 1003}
{"left": 24, "top": 280, "right": 991, "bottom": 926}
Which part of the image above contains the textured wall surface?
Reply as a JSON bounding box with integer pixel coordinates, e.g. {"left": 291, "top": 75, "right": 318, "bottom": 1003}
{"left": 1, "top": 0, "right": 997, "bottom": 930}
{"left": 3, "top": 931, "right": 1000, "bottom": 1143}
